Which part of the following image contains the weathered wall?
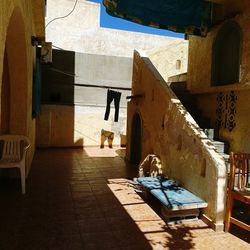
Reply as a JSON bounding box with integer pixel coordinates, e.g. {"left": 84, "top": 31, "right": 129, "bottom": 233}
{"left": 36, "top": 39, "right": 188, "bottom": 148}
{"left": 187, "top": 1, "right": 250, "bottom": 153}
{"left": 41, "top": 49, "right": 132, "bottom": 105}
{"left": 38, "top": 0, "right": 188, "bottom": 148}
{"left": 45, "top": 0, "right": 181, "bottom": 57}
{"left": 126, "top": 50, "right": 227, "bottom": 226}
{"left": 0, "top": 0, "right": 45, "bottom": 173}
{"left": 145, "top": 41, "right": 188, "bottom": 82}
{"left": 37, "top": 49, "right": 131, "bottom": 147}
{"left": 36, "top": 105, "right": 127, "bottom": 147}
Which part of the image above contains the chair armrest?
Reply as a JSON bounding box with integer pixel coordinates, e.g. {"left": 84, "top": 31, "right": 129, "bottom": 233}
{"left": 20, "top": 140, "right": 31, "bottom": 163}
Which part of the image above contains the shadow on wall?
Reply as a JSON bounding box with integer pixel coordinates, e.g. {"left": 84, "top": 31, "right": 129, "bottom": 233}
{"left": 130, "top": 112, "right": 142, "bottom": 165}
{"left": 37, "top": 49, "right": 79, "bottom": 147}
{"left": 38, "top": 48, "right": 132, "bottom": 147}
{"left": 41, "top": 49, "right": 75, "bottom": 105}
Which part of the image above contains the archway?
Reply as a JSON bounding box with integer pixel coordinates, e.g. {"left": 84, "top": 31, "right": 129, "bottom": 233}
{"left": 130, "top": 112, "right": 142, "bottom": 165}
{"left": 1, "top": 49, "right": 10, "bottom": 134}
{"left": 1, "top": 8, "right": 28, "bottom": 135}
{"left": 212, "top": 21, "right": 242, "bottom": 86}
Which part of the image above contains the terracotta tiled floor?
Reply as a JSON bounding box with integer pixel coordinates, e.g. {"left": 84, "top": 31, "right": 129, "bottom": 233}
{"left": 0, "top": 146, "right": 249, "bottom": 250}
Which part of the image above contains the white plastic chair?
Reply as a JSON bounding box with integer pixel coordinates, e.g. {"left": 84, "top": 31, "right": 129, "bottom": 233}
{"left": 0, "top": 135, "right": 31, "bottom": 194}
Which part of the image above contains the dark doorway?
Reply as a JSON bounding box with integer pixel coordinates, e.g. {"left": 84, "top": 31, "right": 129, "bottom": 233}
{"left": 130, "top": 112, "right": 142, "bottom": 165}
{"left": 212, "top": 21, "right": 242, "bottom": 86}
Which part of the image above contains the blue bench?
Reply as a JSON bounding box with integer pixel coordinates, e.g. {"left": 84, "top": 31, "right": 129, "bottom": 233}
{"left": 137, "top": 177, "right": 208, "bottom": 221}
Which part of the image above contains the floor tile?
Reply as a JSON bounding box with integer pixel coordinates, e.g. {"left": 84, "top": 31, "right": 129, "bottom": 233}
{"left": 0, "top": 147, "right": 249, "bottom": 250}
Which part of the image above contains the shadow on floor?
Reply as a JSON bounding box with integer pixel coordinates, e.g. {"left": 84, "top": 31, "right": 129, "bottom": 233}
{"left": 0, "top": 147, "right": 249, "bottom": 249}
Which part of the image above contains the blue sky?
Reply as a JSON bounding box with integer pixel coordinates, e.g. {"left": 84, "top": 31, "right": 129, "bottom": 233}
{"left": 88, "top": 0, "right": 183, "bottom": 38}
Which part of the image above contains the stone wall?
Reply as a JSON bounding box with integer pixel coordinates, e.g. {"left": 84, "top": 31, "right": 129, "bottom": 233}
{"left": 187, "top": 1, "right": 250, "bottom": 153}
{"left": 0, "top": 0, "right": 45, "bottom": 173}
{"left": 145, "top": 41, "right": 188, "bottom": 82}
{"left": 126, "top": 50, "right": 227, "bottom": 228}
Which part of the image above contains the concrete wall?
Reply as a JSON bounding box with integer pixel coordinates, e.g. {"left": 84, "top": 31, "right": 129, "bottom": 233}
{"left": 75, "top": 52, "right": 132, "bottom": 90}
{"left": 37, "top": 37, "right": 188, "bottom": 148}
{"left": 36, "top": 104, "right": 127, "bottom": 147}
{"left": 41, "top": 49, "right": 132, "bottom": 106}
{"left": 37, "top": 0, "right": 188, "bottom": 147}
{"left": 37, "top": 49, "right": 131, "bottom": 147}
{"left": 126, "top": 50, "right": 227, "bottom": 228}
{"left": 45, "top": 0, "right": 181, "bottom": 57}
{"left": 187, "top": 1, "right": 250, "bottom": 153}
{"left": 0, "top": 0, "right": 45, "bottom": 173}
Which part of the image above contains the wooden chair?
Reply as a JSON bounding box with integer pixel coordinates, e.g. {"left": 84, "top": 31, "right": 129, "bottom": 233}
{"left": 0, "top": 135, "right": 31, "bottom": 194}
{"left": 225, "top": 152, "right": 250, "bottom": 232}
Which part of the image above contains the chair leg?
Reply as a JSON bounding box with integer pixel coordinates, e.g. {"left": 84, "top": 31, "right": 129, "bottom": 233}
{"left": 20, "top": 165, "right": 26, "bottom": 194}
{"left": 225, "top": 194, "right": 233, "bottom": 232}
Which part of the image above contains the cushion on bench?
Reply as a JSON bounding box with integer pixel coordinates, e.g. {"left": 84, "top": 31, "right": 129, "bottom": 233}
{"left": 137, "top": 176, "right": 176, "bottom": 189}
{"left": 137, "top": 177, "right": 207, "bottom": 211}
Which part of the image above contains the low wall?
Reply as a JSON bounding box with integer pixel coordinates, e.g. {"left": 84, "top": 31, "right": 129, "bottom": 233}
{"left": 36, "top": 104, "right": 127, "bottom": 147}
{"left": 126, "top": 50, "right": 227, "bottom": 228}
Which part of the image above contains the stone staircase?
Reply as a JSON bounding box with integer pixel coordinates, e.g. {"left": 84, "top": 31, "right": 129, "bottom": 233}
{"left": 169, "top": 81, "right": 230, "bottom": 167}
{"left": 203, "top": 128, "right": 230, "bottom": 167}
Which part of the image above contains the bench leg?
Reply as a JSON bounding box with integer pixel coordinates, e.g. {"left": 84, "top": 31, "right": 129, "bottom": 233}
{"left": 161, "top": 206, "right": 200, "bottom": 223}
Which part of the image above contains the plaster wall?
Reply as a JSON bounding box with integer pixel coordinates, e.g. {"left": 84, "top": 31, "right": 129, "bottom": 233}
{"left": 74, "top": 52, "right": 132, "bottom": 89}
{"left": 36, "top": 105, "right": 127, "bottom": 147}
{"left": 187, "top": 1, "right": 250, "bottom": 153}
{"left": 37, "top": 49, "right": 131, "bottom": 147}
{"left": 41, "top": 50, "right": 132, "bottom": 105}
{"left": 126, "top": 51, "right": 227, "bottom": 225}
{"left": 145, "top": 41, "right": 188, "bottom": 82}
{"left": 45, "top": 0, "right": 181, "bottom": 57}
{"left": 36, "top": 39, "right": 188, "bottom": 147}
{"left": 38, "top": 0, "right": 188, "bottom": 148}
{"left": 0, "top": 0, "right": 45, "bottom": 172}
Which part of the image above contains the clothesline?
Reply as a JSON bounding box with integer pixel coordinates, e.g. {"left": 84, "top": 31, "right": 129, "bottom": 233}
{"left": 74, "top": 83, "right": 131, "bottom": 91}
{"left": 47, "top": 67, "right": 132, "bottom": 90}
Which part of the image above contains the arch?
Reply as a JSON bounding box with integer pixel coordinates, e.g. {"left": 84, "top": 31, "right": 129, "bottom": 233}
{"left": 130, "top": 112, "right": 142, "bottom": 165}
{"left": 1, "top": 8, "right": 28, "bottom": 135}
{"left": 211, "top": 21, "right": 242, "bottom": 86}
{"left": 1, "top": 49, "right": 10, "bottom": 134}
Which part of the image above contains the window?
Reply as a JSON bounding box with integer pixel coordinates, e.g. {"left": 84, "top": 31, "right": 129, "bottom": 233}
{"left": 176, "top": 59, "right": 181, "bottom": 70}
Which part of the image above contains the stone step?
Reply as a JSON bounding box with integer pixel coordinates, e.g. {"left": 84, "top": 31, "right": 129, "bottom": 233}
{"left": 203, "top": 129, "right": 215, "bottom": 140}
{"left": 220, "top": 153, "right": 230, "bottom": 162}
{"left": 212, "top": 140, "right": 228, "bottom": 154}
{"left": 221, "top": 153, "right": 230, "bottom": 173}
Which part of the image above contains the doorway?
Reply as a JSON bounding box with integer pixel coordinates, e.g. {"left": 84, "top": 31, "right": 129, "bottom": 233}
{"left": 212, "top": 21, "right": 242, "bottom": 86}
{"left": 130, "top": 112, "right": 142, "bottom": 165}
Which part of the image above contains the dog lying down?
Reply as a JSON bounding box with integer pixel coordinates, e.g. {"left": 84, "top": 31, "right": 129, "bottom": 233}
{"left": 138, "top": 154, "right": 163, "bottom": 177}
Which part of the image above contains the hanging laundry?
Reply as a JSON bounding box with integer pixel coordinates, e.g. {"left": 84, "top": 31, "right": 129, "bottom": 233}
{"left": 104, "top": 89, "right": 121, "bottom": 122}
